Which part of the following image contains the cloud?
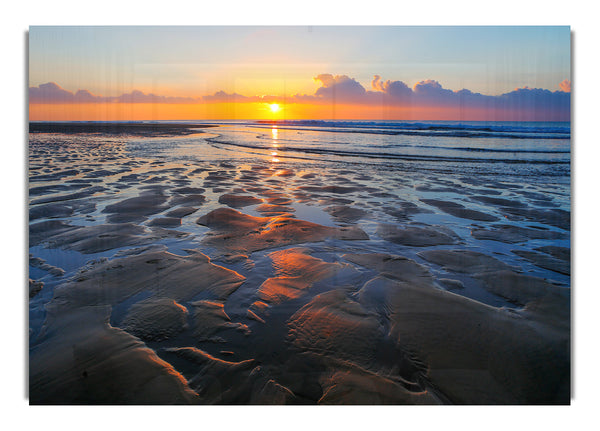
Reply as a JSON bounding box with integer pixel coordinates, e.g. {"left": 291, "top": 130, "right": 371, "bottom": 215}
{"left": 30, "top": 76, "right": 571, "bottom": 120}
{"left": 371, "top": 75, "right": 411, "bottom": 98}
{"left": 29, "top": 83, "right": 198, "bottom": 104}
{"left": 295, "top": 75, "right": 570, "bottom": 119}
{"left": 312, "top": 74, "right": 367, "bottom": 102}
{"left": 201, "top": 91, "right": 280, "bottom": 104}
{"left": 202, "top": 90, "right": 250, "bottom": 103}
{"left": 29, "top": 82, "right": 78, "bottom": 103}
{"left": 114, "top": 90, "right": 197, "bottom": 104}
{"left": 559, "top": 79, "right": 571, "bottom": 92}
{"left": 371, "top": 75, "right": 385, "bottom": 91}
{"left": 73, "top": 89, "right": 99, "bottom": 102}
{"left": 413, "top": 79, "right": 445, "bottom": 94}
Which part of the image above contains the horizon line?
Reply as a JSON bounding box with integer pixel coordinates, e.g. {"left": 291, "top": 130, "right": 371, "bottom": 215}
{"left": 28, "top": 118, "right": 572, "bottom": 123}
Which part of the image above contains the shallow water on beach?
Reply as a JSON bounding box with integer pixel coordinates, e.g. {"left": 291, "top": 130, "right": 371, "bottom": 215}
{"left": 28, "top": 121, "right": 571, "bottom": 405}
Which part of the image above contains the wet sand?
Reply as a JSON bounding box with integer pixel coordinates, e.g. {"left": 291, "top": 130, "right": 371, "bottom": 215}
{"left": 28, "top": 125, "right": 570, "bottom": 404}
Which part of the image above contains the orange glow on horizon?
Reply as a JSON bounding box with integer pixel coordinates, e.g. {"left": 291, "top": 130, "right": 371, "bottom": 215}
{"left": 28, "top": 102, "right": 565, "bottom": 122}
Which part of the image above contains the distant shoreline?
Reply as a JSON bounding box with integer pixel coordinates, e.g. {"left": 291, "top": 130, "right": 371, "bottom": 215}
{"left": 28, "top": 122, "right": 219, "bottom": 137}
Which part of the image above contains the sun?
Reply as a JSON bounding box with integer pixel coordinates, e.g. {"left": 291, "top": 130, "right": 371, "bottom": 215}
{"left": 269, "top": 103, "right": 281, "bottom": 113}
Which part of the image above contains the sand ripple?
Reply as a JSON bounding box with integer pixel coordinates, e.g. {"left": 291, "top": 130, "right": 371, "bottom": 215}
{"left": 418, "top": 249, "right": 515, "bottom": 274}
{"left": 471, "top": 224, "right": 567, "bottom": 243}
{"left": 197, "top": 208, "right": 368, "bottom": 253}
{"left": 512, "top": 249, "right": 571, "bottom": 275}
{"left": 121, "top": 298, "right": 189, "bottom": 342}
{"left": 377, "top": 224, "right": 458, "bottom": 247}
{"left": 383, "top": 279, "right": 569, "bottom": 403}
{"left": 218, "top": 193, "right": 263, "bottom": 208}
{"left": 52, "top": 250, "right": 245, "bottom": 309}
{"left": 190, "top": 300, "right": 250, "bottom": 341}
{"left": 421, "top": 198, "right": 499, "bottom": 221}
{"left": 30, "top": 305, "right": 199, "bottom": 404}
{"left": 257, "top": 248, "right": 346, "bottom": 306}
{"left": 163, "top": 347, "right": 296, "bottom": 404}
{"left": 318, "top": 363, "right": 440, "bottom": 405}
{"left": 288, "top": 290, "right": 382, "bottom": 367}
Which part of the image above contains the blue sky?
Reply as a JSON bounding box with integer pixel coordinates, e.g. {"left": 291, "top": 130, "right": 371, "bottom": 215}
{"left": 29, "top": 26, "right": 571, "bottom": 97}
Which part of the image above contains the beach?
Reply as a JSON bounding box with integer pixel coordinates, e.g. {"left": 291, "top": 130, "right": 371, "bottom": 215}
{"left": 28, "top": 121, "right": 570, "bottom": 404}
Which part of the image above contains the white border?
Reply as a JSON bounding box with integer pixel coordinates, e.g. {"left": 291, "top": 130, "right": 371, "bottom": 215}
{"left": 3, "top": 1, "right": 597, "bottom": 430}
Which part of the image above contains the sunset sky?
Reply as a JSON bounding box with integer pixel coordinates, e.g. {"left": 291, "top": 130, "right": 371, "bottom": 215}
{"left": 29, "top": 26, "right": 571, "bottom": 121}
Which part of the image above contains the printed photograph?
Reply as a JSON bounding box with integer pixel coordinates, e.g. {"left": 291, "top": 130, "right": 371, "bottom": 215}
{"left": 28, "top": 26, "right": 571, "bottom": 405}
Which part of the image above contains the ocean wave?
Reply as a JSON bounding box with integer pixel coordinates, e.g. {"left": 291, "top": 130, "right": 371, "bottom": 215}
{"left": 206, "top": 137, "right": 570, "bottom": 164}
{"left": 253, "top": 120, "right": 570, "bottom": 139}
{"left": 253, "top": 133, "right": 569, "bottom": 154}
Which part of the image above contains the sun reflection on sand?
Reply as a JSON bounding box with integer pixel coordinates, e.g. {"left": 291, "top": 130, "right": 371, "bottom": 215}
{"left": 270, "top": 126, "right": 280, "bottom": 162}
{"left": 257, "top": 248, "right": 345, "bottom": 305}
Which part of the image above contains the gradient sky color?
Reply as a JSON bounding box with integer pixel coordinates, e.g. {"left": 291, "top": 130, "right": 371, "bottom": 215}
{"left": 29, "top": 26, "right": 571, "bottom": 121}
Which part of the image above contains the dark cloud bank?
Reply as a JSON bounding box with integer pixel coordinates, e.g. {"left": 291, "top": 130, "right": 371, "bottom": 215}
{"left": 30, "top": 75, "right": 571, "bottom": 120}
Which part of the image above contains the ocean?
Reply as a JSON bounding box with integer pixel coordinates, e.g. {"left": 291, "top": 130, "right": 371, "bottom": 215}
{"left": 122, "top": 119, "right": 571, "bottom": 174}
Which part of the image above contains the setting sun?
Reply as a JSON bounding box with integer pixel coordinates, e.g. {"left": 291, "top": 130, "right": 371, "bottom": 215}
{"left": 269, "top": 103, "right": 281, "bottom": 113}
